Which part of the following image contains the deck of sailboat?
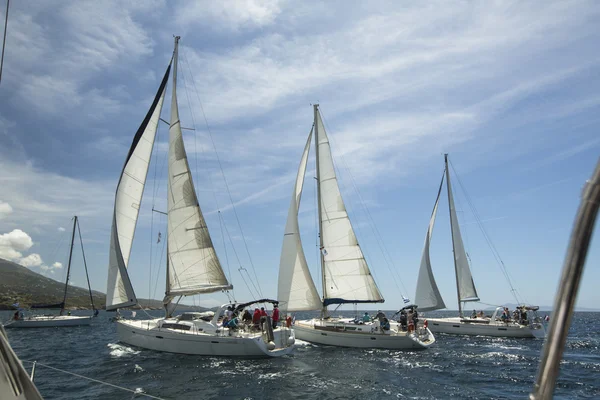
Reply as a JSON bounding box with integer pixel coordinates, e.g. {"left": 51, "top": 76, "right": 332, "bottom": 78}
{"left": 294, "top": 318, "right": 435, "bottom": 349}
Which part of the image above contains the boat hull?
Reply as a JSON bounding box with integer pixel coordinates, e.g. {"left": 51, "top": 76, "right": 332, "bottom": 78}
{"left": 116, "top": 319, "right": 295, "bottom": 358}
{"left": 426, "top": 317, "right": 545, "bottom": 338}
{"left": 4, "top": 316, "right": 92, "bottom": 328}
{"left": 293, "top": 318, "right": 435, "bottom": 349}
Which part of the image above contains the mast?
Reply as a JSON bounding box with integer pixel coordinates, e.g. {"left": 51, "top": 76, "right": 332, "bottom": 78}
{"left": 164, "top": 35, "right": 179, "bottom": 316}
{"left": 314, "top": 104, "right": 326, "bottom": 313}
{"left": 61, "top": 216, "right": 78, "bottom": 315}
{"left": 445, "top": 154, "right": 463, "bottom": 317}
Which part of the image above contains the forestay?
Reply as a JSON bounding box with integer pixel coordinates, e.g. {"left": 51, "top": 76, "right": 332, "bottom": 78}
{"left": 446, "top": 165, "right": 479, "bottom": 302}
{"left": 414, "top": 173, "right": 447, "bottom": 311}
{"left": 164, "top": 39, "right": 232, "bottom": 300}
{"left": 106, "top": 63, "right": 171, "bottom": 311}
{"left": 277, "top": 128, "right": 322, "bottom": 312}
{"left": 315, "top": 110, "right": 384, "bottom": 306}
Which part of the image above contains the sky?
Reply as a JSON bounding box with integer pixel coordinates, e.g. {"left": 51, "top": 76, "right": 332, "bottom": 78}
{"left": 0, "top": 0, "right": 599, "bottom": 311}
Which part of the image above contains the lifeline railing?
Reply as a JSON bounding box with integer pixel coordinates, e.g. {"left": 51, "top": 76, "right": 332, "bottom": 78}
{"left": 530, "top": 158, "right": 600, "bottom": 400}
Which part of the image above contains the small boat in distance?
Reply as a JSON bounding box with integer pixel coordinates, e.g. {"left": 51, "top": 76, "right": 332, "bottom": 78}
{"left": 414, "top": 154, "right": 545, "bottom": 338}
{"left": 5, "top": 216, "right": 95, "bottom": 329}
{"left": 106, "top": 36, "right": 294, "bottom": 357}
{"left": 277, "top": 104, "right": 435, "bottom": 349}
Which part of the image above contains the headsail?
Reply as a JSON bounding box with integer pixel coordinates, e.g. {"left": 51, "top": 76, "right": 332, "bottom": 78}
{"left": 445, "top": 157, "right": 479, "bottom": 303}
{"left": 106, "top": 62, "right": 171, "bottom": 311}
{"left": 315, "top": 108, "right": 384, "bottom": 306}
{"left": 414, "top": 172, "right": 447, "bottom": 311}
{"left": 277, "top": 128, "right": 322, "bottom": 312}
{"left": 164, "top": 37, "right": 232, "bottom": 302}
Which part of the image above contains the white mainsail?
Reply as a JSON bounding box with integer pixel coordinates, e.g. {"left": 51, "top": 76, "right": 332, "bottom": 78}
{"left": 165, "top": 38, "right": 232, "bottom": 300}
{"left": 414, "top": 174, "right": 446, "bottom": 311}
{"left": 106, "top": 63, "right": 171, "bottom": 311}
{"left": 315, "top": 109, "right": 384, "bottom": 305}
{"left": 277, "top": 128, "right": 321, "bottom": 312}
{"left": 446, "top": 161, "right": 479, "bottom": 302}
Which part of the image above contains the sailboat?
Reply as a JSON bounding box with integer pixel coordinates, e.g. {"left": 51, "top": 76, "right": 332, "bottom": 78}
{"left": 414, "top": 154, "right": 545, "bottom": 338}
{"left": 277, "top": 104, "right": 435, "bottom": 349}
{"left": 105, "top": 36, "right": 295, "bottom": 357}
{"left": 5, "top": 216, "right": 95, "bottom": 328}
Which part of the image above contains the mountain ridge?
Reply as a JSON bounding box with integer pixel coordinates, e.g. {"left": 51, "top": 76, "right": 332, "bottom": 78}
{"left": 0, "top": 258, "right": 207, "bottom": 311}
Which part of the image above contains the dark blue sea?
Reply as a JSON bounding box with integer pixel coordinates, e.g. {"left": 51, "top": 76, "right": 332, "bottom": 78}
{"left": 2, "top": 310, "right": 599, "bottom": 399}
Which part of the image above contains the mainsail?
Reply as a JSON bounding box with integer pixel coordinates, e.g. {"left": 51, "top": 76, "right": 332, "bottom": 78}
{"left": 414, "top": 173, "right": 447, "bottom": 311}
{"left": 445, "top": 156, "right": 479, "bottom": 302}
{"left": 164, "top": 37, "right": 232, "bottom": 302}
{"left": 106, "top": 62, "right": 171, "bottom": 311}
{"left": 277, "top": 128, "right": 321, "bottom": 312}
{"left": 315, "top": 108, "right": 384, "bottom": 306}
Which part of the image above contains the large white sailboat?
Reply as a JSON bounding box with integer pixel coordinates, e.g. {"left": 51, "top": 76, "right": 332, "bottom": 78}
{"left": 277, "top": 105, "right": 435, "bottom": 349}
{"left": 414, "top": 154, "right": 545, "bottom": 338}
{"left": 5, "top": 216, "right": 94, "bottom": 329}
{"left": 106, "top": 37, "right": 294, "bottom": 357}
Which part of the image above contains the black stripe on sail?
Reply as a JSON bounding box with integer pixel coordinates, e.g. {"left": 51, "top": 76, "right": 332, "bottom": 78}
{"left": 123, "top": 62, "right": 172, "bottom": 168}
{"left": 322, "top": 298, "right": 385, "bottom": 307}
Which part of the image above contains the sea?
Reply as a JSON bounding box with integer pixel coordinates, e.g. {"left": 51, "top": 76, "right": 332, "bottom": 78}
{"left": 2, "top": 309, "right": 599, "bottom": 399}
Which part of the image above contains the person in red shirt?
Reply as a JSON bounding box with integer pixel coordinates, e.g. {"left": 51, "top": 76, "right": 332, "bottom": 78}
{"left": 272, "top": 304, "right": 280, "bottom": 328}
{"left": 260, "top": 307, "right": 268, "bottom": 317}
{"left": 252, "top": 308, "right": 261, "bottom": 330}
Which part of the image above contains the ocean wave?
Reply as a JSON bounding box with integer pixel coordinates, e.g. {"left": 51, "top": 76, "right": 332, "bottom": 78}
{"left": 107, "top": 343, "right": 140, "bottom": 357}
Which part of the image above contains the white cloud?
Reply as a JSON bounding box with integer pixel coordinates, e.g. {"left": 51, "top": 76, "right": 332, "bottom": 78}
{"left": 19, "top": 253, "right": 43, "bottom": 267}
{"left": 52, "top": 262, "right": 63, "bottom": 269}
{"left": 58, "top": 227, "right": 66, "bottom": 232}
{"left": 0, "top": 201, "right": 12, "bottom": 219}
{"left": 0, "top": 229, "right": 34, "bottom": 260}
{"left": 175, "top": 0, "right": 282, "bottom": 31}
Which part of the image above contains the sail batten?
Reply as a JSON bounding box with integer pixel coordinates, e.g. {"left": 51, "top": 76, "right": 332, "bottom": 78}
{"left": 165, "top": 37, "right": 231, "bottom": 299}
{"left": 277, "top": 128, "right": 322, "bottom": 312}
{"left": 414, "top": 172, "right": 447, "bottom": 312}
{"left": 315, "top": 109, "right": 384, "bottom": 305}
{"left": 106, "top": 62, "right": 171, "bottom": 311}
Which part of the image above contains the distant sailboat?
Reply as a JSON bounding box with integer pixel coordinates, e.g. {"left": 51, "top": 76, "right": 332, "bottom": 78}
{"left": 106, "top": 36, "right": 294, "bottom": 357}
{"left": 414, "top": 154, "right": 545, "bottom": 338}
{"left": 6, "top": 216, "right": 94, "bottom": 328}
{"left": 277, "top": 104, "right": 435, "bottom": 349}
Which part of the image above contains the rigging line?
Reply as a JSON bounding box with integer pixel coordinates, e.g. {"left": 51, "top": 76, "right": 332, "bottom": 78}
{"left": 449, "top": 160, "right": 522, "bottom": 304}
{"left": 180, "top": 49, "right": 263, "bottom": 298}
{"left": 319, "top": 109, "right": 409, "bottom": 296}
{"left": 19, "top": 361, "right": 166, "bottom": 400}
{"left": 0, "top": 0, "right": 8, "bottom": 85}
{"left": 152, "top": 227, "right": 168, "bottom": 301}
{"left": 448, "top": 160, "right": 524, "bottom": 305}
{"left": 76, "top": 218, "right": 95, "bottom": 311}
{"left": 219, "top": 211, "right": 235, "bottom": 300}
{"left": 180, "top": 49, "right": 226, "bottom": 243}
{"left": 220, "top": 214, "right": 260, "bottom": 300}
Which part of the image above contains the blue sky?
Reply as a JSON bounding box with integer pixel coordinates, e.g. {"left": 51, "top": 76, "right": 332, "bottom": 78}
{"left": 0, "top": 0, "right": 598, "bottom": 310}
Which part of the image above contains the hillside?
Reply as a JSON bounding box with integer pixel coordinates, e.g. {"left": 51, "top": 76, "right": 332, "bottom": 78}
{"left": 0, "top": 258, "right": 202, "bottom": 311}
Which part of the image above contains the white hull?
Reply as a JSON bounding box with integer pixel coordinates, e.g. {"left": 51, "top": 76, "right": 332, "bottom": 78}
{"left": 116, "top": 318, "right": 295, "bottom": 358}
{"left": 4, "top": 316, "right": 92, "bottom": 328}
{"left": 427, "top": 317, "right": 545, "bottom": 338}
{"left": 293, "top": 318, "right": 435, "bottom": 349}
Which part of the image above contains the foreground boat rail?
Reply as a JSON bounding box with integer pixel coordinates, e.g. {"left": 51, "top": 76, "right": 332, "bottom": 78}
{"left": 530, "top": 158, "right": 600, "bottom": 399}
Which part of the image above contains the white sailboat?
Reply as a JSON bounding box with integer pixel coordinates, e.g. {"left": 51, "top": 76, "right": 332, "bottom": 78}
{"left": 106, "top": 36, "right": 294, "bottom": 357}
{"left": 277, "top": 104, "right": 435, "bottom": 349}
{"left": 414, "top": 154, "right": 545, "bottom": 338}
{"left": 5, "top": 216, "right": 94, "bottom": 329}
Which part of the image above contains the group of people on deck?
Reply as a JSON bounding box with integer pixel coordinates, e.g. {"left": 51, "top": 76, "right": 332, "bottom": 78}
{"left": 358, "top": 309, "right": 420, "bottom": 333}
{"left": 223, "top": 304, "right": 283, "bottom": 332}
